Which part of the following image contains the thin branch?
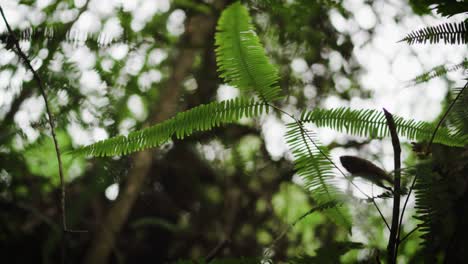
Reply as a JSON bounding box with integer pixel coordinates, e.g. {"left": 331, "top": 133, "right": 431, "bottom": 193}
{"left": 205, "top": 239, "right": 230, "bottom": 263}
{"left": 396, "top": 170, "right": 418, "bottom": 251}
{"left": 427, "top": 81, "right": 468, "bottom": 153}
{"left": 0, "top": 6, "right": 92, "bottom": 264}
{"left": 384, "top": 108, "right": 401, "bottom": 264}
{"left": 0, "top": 6, "right": 68, "bottom": 231}
{"left": 370, "top": 197, "right": 391, "bottom": 231}
{"left": 0, "top": 198, "right": 60, "bottom": 232}
{"left": 265, "top": 202, "right": 337, "bottom": 256}
{"left": 399, "top": 226, "right": 419, "bottom": 243}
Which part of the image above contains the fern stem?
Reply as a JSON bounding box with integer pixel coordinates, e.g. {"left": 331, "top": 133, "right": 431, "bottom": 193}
{"left": 384, "top": 108, "right": 401, "bottom": 264}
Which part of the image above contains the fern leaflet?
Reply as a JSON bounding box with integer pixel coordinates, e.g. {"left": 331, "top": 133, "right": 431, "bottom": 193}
{"left": 285, "top": 122, "right": 351, "bottom": 231}
{"left": 215, "top": 2, "right": 282, "bottom": 102}
{"left": 412, "top": 161, "right": 452, "bottom": 252}
{"left": 300, "top": 107, "right": 468, "bottom": 147}
{"left": 74, "top": 98, "right": 269, "bottom": 156}
{"left": 399, "top": 21, "right": 468, "bottom": 45}
{"left": 406, "top": 59, "right": 468, "bottom": 86}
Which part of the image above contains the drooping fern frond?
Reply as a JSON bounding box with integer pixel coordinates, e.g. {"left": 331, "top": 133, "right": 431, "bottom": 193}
{"left": 74, "top": 98, "right": 269, "bottom": 156}
{"left": 285, "top": 122, "right": 351, "bottom": 230}
{"left": 215, "top": 2, "right": 282, "bottom": 102}
{"left": 406, "top": 59, "right": 468, "bottom": 86}
{"left": 300, "top": 107, "right": 468, "bottom": 147}
{"left": 399, "top": 20, "right": 468, "bottom": 45}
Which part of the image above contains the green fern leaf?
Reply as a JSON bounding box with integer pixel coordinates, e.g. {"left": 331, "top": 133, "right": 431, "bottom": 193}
{"left": 399, "top": 21, "right": 468, "bottom": 45}
{"left": 285, "top": 122, "right": 352, "bottom": 231}
{"left": 74, "top": 98, "right": 269, "bottom": 156}
{"left": 215, "top": 2, "right": 282, "bottom": 102}
{"left": 300, "top": 107, "right": 468, "bottom": 147}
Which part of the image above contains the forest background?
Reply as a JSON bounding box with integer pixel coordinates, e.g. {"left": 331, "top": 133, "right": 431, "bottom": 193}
{"left": 0, "top": 0, "right": 467, "bottom": 263}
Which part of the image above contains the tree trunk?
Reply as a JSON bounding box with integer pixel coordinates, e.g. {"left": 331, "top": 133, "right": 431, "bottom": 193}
{"left": 82, "top": 10, "right": 220, "bottom": 264}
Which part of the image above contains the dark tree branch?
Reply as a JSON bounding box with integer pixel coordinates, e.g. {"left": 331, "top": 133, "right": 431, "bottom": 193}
{"left": 384, "top": 108, "right": 401, "bottom": 264}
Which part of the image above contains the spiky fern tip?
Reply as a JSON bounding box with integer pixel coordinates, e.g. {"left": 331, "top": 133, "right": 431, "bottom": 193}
{"left": 215, "top": 2, "right": 283, "bottom": 102}
{"left": 300, "top": 107, "right": 468, "bottom": 147}
{"left": 285, "top": 122, "right": 352, "bottom": 231}
{"left": 399, "top": 21, "right": 468, "bottom": 45}
{"left": 72, "top": 98, "right": 269, "bottom": 157}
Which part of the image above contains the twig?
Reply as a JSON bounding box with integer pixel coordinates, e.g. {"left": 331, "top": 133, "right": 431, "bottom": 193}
{"left": 396, "top": 169, "right": 418, "bottom": 252}
{"left": 384, "top": 108, "right": 401, "bottom": 264}
{"left": 205, "top": 239, "right": 229, "bottom": 263}
{"left": 426, "top": 81, "right": 468, "bottom": 154}
{"left": 0, "top": 5, "right": 67, "bottom": 230}
{"left": 0, "top": 6, "right": 88, "bottom": 263}
{"left": 371, "top": 198, "right": 391, "bottom": 231}
{"left": 0, "top": 198, "right": 60, "bottom": 232}
{"left": 399, "top": 226, "right": 419, "bottom": 243}
{"left": 263, "top": 202, "right": 338, "bottom": 262}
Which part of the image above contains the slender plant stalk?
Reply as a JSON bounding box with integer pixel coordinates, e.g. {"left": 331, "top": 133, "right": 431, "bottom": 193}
{"left": 396, "top": 169, "right": 418, "bottom": 252}
{"left": 205, "top": 239, "right": 230, "bottom": 263}
{"left": 0, "top": 6, "right": 88, "bottom": 264}
{"left": 384, "top": 108, "right": 401, "bottom": 264}
{"left": 399, "top": 226, "right": 419, "bottom": 243}
{"left": 427, "top": 81, "right": 468, "bottom": 153}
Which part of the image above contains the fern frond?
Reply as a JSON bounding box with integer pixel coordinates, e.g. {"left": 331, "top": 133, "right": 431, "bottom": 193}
{"left": 448, "top": 84, "right": 468, "bottom": 135}
{"left": 285, "top": 122, "right": 351, "bottom": 230}
{"left": 74, "top": 98, "right": 269, "bottom": 156}
{"left": 412, "top": 161, "right": 452, "bottom": 251}
{"left": 399, "top": 21, "right": 468, "bottom": 45}
{"left": 215, "top": 2, "right": 282, "bottom": 102}
{"left": 300, "top": 107, "right": 468, "bottom": 147}
{"left": 407, "top": 59, "right": 468, "bottom": 86}
{"left": 0, "top": 27, "right": 144, "bottom": 49}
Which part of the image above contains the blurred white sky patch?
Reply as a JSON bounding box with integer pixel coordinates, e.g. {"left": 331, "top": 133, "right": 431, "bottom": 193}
{"left": 127, "top": 94, "right": 147, "bottom": 121}
{"left": 217, "top": 84, "right": 239, "bottom": 101}
{"left": 105, "top": 183, "right": 119, "bottom": 200}
{"left": 167, "top": 9, "right": 186, "bottom": 36}
{"left": 261, "top": 115, "right": 288, "bottom": 161}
